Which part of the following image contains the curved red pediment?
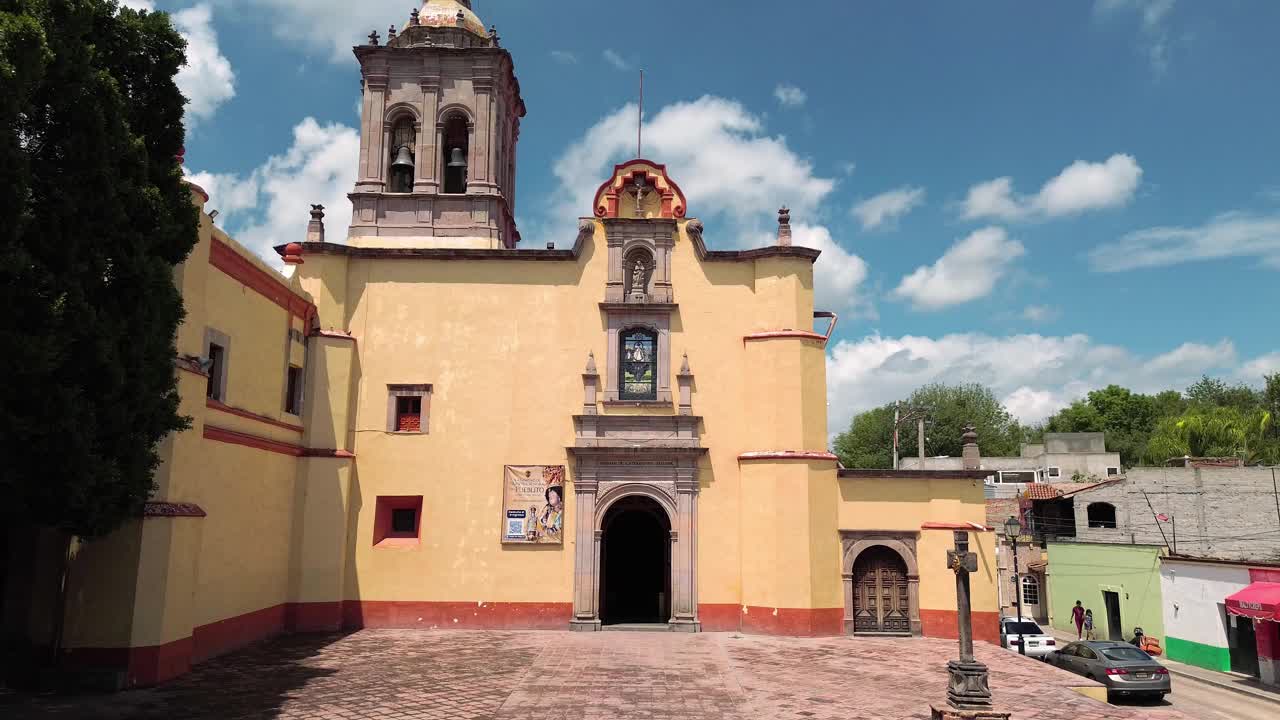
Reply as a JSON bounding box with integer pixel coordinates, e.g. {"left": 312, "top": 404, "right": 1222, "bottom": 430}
{"left": 592, "top": 159, "right": 688, "bottom": 220}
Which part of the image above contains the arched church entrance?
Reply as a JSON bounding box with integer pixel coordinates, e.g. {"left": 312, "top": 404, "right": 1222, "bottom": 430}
{"left": 852, "top": 545, "right": 912, "bottom": 634}
{"left": 599, "top": 495, "right": 671, "bottom": 626}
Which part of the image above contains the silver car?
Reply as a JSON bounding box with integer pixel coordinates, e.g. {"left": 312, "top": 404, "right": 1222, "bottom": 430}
{"left": 1046, "top": 641, "right": 1171, "bottom": 701}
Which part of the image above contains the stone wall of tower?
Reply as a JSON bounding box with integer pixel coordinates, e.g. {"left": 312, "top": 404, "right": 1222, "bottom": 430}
{"left": 348, "top": 28, "right": 525, "bottom": 248}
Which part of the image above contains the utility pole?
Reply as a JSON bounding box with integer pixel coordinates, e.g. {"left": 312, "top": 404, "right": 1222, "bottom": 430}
{"left": 893, "top": 402, "right": 900, "bottom": 470}
{"left": 892, "top": 403, "right": 930, "bottom": 470}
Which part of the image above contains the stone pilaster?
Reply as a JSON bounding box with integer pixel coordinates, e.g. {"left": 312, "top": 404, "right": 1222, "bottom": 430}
{"left": 570, "top": 472, "right": 601, "bottom": 631}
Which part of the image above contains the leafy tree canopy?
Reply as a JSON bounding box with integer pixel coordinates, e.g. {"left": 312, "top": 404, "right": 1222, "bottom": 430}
{"left": 0, "top": 0, "right": 198, "bottom": 539}
{"left": 834, "top": 383, "right": 1029, "bottom": 469}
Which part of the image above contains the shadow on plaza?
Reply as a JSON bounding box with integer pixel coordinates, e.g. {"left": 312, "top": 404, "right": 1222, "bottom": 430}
{"left": 0, "top": 632, "right": 347, "bottom": 720}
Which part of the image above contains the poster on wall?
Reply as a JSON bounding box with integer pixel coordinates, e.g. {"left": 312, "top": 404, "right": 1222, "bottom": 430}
{"left": 501, "top": 465, "right": 565, "bottom": 545}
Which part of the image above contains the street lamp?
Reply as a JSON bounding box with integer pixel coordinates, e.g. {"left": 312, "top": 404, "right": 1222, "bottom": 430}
{"left": 1004, "top": 516, "right": 1026, "bottom": 656}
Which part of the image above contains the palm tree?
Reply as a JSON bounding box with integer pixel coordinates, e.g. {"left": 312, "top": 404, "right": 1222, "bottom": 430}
{"left": 1144, "top": 407, "right": 1272, "bottom": 465}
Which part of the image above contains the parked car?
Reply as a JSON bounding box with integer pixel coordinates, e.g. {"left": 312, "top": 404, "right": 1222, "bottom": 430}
{"left": 998, "top": 617, "right": 1057, "bottom": 659}
{"left": 1045, "top": 641, "right": 1171, "bottom": 701}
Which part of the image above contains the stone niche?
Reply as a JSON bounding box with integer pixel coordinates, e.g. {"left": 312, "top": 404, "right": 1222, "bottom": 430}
{"left": 602, "top": 218, "right": 675, "bottom": 304}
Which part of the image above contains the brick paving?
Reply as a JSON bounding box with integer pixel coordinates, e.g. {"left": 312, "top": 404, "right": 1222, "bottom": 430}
{"left": 1, "top": 630, "right": 1195, "bottom": 720}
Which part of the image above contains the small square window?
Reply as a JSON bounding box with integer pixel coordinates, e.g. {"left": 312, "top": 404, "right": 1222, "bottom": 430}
{"left": 1047, "top": 467, "right": 1061, "bottom": 479}
{"left": 387, "top": 384, "right": 431, "bottom": 433}
{"left": 1107, "top": 467, "right": 1120, "bottom": 476}
{"left": 374, "top": 496, "right": 423, "bottom": 547}
{"left": 285, "top": 365, "right": 303, "bottom": 415}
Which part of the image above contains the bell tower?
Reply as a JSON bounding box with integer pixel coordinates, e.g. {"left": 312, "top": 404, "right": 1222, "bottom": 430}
{"left": 349, "top": 0, "right": 525, "bottom": 248}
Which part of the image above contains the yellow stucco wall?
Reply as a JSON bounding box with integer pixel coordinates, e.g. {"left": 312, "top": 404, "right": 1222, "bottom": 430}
{"left": 838, "top": 475, "right": 998, "bottom": 615}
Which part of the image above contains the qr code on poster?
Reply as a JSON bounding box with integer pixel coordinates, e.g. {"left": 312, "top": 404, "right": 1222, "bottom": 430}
{"left": 506, "top": 518, "right": 525, "bottom": 538}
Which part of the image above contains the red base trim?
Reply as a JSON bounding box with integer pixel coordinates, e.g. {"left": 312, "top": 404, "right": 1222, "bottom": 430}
{"left": 698, "top": 603, "right": 742, "bottom": 632}
{"left": 920, "top": 609, "right": 1000, "bottom": 645}
{"left": 340, "top": 600, "right": 572, "bottom": 630}
{"left": 63, "top": 638, "right": 193, "bottom": 688}
{"left": 192, "top": 604, "right": 286, "bottom": 664}
{"left": 286, "top": 601, "right": 344, "bottom": 632}
{"left": 739, "top": 606, "right": 844, "bottom": 636}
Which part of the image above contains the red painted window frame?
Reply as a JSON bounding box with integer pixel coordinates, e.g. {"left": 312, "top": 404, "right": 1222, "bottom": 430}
{"left": 373, "top": 496, "right": 423, "bottom": 548}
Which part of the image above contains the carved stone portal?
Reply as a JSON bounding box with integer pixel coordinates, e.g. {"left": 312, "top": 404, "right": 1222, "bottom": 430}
{"left": 568, "top": 424, "right": 703, "bottom": 632}
{"left": 840, "top": 530, "right": 922, "bottom": 636}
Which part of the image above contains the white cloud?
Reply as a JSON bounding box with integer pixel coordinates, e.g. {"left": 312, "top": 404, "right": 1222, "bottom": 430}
{"left": 188, "top": 117, "right": 359, "bottom": 263}
{"left": 1022, "top": 305, "right": 1057, "bottom": 323}
{"left": 602, "top": 49, "right": 631, "bottom": 71}
{"left": 1089, "top": 211, "right": 1280, "bottom": 271}
{"left": 550, "top": 50, "right": 578, "bottom": 64}
{"left": 550, "top": 96, "right": 866, "bottom": 312}
{"left": 852, "top": 186, "right": 926, "bottom": 230}
{"left": 774, "top": 84, "right": 807, "bottom": 108}
{"left": 119, "top": 2, "right": 235, "bottom": 125}
{"left": 1239, "top": 352, "right": 1280, "bottom": 380}
{"left": 826, "top": 333, "right": 1247, "bottom": 431}
{"left": 962, "top": 154, "right": 1142, "bottom": 221}
{"left": 893, "top": 227, "right": 1024, "bottom": 310}
{"left": 173, "top": 4, "right": 236, "bottom": 126}
{"left": 206, "top": 1, "right": 424, "bottom": 62}
{"left": 1096, "top": 0, "right": 1176, "bottom": 74}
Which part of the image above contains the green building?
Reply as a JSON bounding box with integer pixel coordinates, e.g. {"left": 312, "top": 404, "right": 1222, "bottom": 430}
{"left": 1046, "top": 541, "right": 1164, "bottom": 644}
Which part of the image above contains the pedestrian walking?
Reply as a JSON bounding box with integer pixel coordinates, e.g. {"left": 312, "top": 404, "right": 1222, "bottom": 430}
{"left": 1083, "top": 609, "right": 1094, "bottom": 640}
{"left": 1072, "top": 600, "right": 1085, "bottom": 639}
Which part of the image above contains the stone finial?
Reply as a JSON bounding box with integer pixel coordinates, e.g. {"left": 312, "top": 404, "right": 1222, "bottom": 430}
{"left": 176, "top": 145, "right": 186, "bottom": 165}
{"left": 368, "top": 30, "right": 380, "bottom": 46}
{"left": 306, "top": 204, "right": 326, "bottom": 244}
{"left": 489, "top": 25, "right": 500, "bottom": 46}
{"left": 777, "top": 205, "right": 792, "bottom": 246}
{"left": 456, "top": 10, "right": 466, "bottom": 24}
{"left": 961, "top": 424, "right": 981, "bottom": 471}
{"left": 686, "top": 218, "right": 705, "bottom": 244}
{"left": 410, "top": 8, "right": 420, "bottom": 25}
{"left": 582, "top": 352, "right": 599, "bottom": 415}
{"left": 388, "top": 24, "right": 397, "bottom": 40}
{"left": 677, "top": 353, "right": 694, "bottom": 415}
{"left": 584, "top": 351, "right": 598, "bottom": 376}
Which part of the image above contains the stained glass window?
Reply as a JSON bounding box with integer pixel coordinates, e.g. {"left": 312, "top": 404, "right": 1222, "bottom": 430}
{"left": 619, "top": 328, "right": 657, "bottom": 400}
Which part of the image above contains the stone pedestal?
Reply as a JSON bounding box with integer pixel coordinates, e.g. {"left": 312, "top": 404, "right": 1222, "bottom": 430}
{"left": 930, "top": 705, "right": 1011, "bottom": 720}
{"left": 946, "top": 659, "right": 994, "bottom": 709}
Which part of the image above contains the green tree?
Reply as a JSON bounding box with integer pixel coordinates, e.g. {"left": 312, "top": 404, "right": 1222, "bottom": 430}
{"left": 833, "top": 383, "right": 1027, "bottom": 468}
{"left": 1186, "top": 375, "right": 1261, "bottom": 412}
{"left": 0, "top": 0, "right": 197, "bottom": 539}
{"left": 1145, "top": 407, "right": 1274, "bottom": 465}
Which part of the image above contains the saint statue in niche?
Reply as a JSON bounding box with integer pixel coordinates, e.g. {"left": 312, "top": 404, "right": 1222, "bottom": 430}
{"left": 628, "top": 258, "right": 648, "bottom": 301}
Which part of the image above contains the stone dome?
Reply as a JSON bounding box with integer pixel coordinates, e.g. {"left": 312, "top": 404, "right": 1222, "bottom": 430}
{"left": 418, "top": 0, "right": 486, "bottom": 37}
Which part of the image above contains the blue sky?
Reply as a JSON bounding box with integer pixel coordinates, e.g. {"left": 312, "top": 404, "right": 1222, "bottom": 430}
{"left": 136, "top": 0, "right": 1280, "bottom": 431}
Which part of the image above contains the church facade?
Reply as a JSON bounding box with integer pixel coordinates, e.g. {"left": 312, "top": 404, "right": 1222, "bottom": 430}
{"left": 9, "top": 1, "right": 998, "bottom": 688}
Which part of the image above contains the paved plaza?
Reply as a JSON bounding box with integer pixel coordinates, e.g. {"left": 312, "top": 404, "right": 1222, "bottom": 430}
{"left": 2, "top": 630, "right": 1195, "bottom": 720}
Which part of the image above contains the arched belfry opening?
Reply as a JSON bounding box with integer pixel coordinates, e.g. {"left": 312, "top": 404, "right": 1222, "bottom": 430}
{"left": 387, "top": 117, "right": 416, "bottom": 193}
{"left": 442, "top": 114, "right": 469, "bottom": 194}
{"left": 600, "top": 495, "right": 672, "bottom": 626}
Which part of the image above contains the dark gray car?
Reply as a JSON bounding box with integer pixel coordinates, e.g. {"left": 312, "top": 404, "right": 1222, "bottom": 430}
{"left": 1045, "top": 641, "right": 1171, "bottom": 701}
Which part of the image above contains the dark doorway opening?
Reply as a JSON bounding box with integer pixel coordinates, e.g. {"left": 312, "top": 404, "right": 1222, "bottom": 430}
{"left": 600, "top": 496, "right": 670, "bottom": 626}
{"left": 1228, "top": 614, "right": 1260, "bottom": 677}
{"left": 1103, "top": 591, "right": 1123, "bottom": 641}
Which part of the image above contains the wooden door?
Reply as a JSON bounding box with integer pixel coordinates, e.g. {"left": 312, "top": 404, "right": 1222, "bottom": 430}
{"left": 853, "top": 547, "right": 910, "bottom": 633}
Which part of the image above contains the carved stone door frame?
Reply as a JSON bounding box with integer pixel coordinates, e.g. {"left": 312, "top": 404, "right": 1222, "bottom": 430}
{"left": 569, "top": 448, "right": 702, "bottom": 632}
{"left": 840, "top": 530, "right": 922, "bottom": 636}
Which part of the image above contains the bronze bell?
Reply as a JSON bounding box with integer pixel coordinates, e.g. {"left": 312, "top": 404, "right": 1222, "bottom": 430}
{"left": 391, "top": 145, "right": 414, "bottom": 170}
{"left": 448, "top": 147, "right": 467, "bottom": 168}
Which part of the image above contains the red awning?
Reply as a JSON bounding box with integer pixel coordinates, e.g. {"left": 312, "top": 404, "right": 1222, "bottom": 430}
{"left": 1225, "top": 582, "right": 1280, "bottom": 622}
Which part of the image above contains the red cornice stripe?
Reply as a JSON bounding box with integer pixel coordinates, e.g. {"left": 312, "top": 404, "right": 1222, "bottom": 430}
{"left": 738, "top": 451, "right": 839, "bottom": 462}
{"left": 209, "top": 236, "right": 316, "bottom": 321}
{"left": 207, "top": 399, "right": 303, "bottom": 434}
{"left": 743, "top": 330, "right": 829, "bottom": 344}
{"left": 204, "top": 425, "right": 304, "bottom": 457}
{"left": 303, "top": 449, "right": 356, "bottom": 459}
{"left": 920, "top": 522, "right": 993, "bottom": 532}
{"left": 143, "top": 502, "right": 207, "bottom": 518}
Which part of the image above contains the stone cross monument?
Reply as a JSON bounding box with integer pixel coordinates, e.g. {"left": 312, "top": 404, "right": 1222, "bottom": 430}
{"left": 930, "top": 531, "right": 1010, "bottom": 720}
